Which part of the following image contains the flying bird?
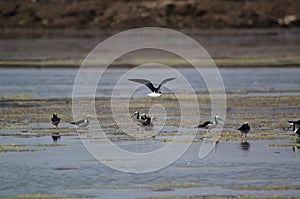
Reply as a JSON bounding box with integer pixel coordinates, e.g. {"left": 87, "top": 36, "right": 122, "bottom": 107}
{"left": 128, "top": 78, "right": 176, "bottom": 98}
{"left": 237, "top": 122, "right": 251, "bottom": 138}
{"left": 51, "top": 113, "right": 61, "bottom": 128}
{"left": 132, "top": 111, "right": 152, "bottom": 126}
{"left": 71, "top": 115, "right": 90, "bottom": 128}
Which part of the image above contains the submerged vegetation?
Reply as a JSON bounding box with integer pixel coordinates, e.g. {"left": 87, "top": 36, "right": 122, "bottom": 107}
{"left": 1, "top": 56, "right": 300, "bottom": 68}
{"left": 0, "top": 95, "right": 299, "bottom": 143}
{"left": 0, "top": 91, "right": 300, "bottom": 198}
{"left": 0, "top": 193, "right": 94, "bottom": 199}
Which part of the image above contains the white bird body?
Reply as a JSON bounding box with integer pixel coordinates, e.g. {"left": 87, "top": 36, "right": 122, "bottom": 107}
{"left": 199, "top": 116, "right": 222, "bottom": 132}
{"left": 207, "top": 123, "right": 217, "bottom": 132}
{"left": 147, "top": 92, "right": 162, "bottom": 97}
{"left": 288, "top": 120, "right": 300, "bottom": 131}
{"left": 294, "top": 128, "right": 300, "bottom": 136}
{"left": 71, "top": 115, "right": 90, "bottom": 128}
{"left": 128, "top": 78, "right": 175, "bottom": 99}
{"left": 132, "top": 111, "right": 152, "bottom": 126}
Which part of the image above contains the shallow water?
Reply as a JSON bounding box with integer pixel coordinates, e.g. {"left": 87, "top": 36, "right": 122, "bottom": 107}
{"left": 1, "top": 67, "right": 300, "bottom": 198}
{"left": 0, "top": 67, "right": 299, "bottom": 98}
{"left": 1, "top": 133, "right": 300, "bottom": 198}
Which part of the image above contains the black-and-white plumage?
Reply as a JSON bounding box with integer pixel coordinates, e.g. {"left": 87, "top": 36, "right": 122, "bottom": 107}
{"left": 198, "top": 116, "right": 223, "bottom": 132}
{"left": 294, "top": 128, "right": 300, "bottom": 136}
{"left": 132, "top": 111, "right": 152, "bottom": 126}
{"left": 51, "top": 113, "right": 61, "bottom": 128}
{"left": 288, "top": 120, "right": 300, "bottom": 131}
{"left": 128, "top": 78, "right": 176, "bottom": 98}
{"left": 71, "top": 115, "right": 90, "bottom": 128}
{"left": 237, "top": 122, "right": 251, "bottom": 137}
{"left": 198, "top": 121, "right": 212, "bottom": 128}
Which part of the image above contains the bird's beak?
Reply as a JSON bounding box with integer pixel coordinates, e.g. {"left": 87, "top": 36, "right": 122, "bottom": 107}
{"left": 131, "top": 113, "right": 135, "bottom": 118}
{"left": 218, "top": 118, "right": 225, "bottom": 122}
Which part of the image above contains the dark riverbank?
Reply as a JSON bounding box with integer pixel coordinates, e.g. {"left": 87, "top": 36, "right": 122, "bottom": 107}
{"left": 1, "top": 0, "right": 300, "bottom": 30}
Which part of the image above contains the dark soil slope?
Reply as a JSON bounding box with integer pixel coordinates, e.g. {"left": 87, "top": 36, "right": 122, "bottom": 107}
{"left": 0, "top": 0, "right": 300, "bottom": 30}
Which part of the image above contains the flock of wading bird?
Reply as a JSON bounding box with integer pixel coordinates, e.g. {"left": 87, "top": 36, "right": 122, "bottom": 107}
{"left": 50, "top": 78, "right": 300, "bottom": 142}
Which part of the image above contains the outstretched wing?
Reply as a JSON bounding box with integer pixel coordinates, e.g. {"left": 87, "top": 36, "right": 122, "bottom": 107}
{"left": 128, "top": 79, "right": 156, "bottom": 92}
{"left": 157, "top": 78, "right": 176, "bottom": 91}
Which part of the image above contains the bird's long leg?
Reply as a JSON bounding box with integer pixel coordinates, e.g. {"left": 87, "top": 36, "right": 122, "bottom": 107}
{"left": 243, "top": 133, "right": 248, "bottom": 141}
{"left": 151, "top": 97, "right": 154, "bottom": 105}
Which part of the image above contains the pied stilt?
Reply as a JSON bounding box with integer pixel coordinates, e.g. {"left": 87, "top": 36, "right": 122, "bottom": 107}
{"left": 237, "top": 122, "right": 251, "bottom": 138}
{"left": 51, "top": 113, "right": 61, "bottom": 128}
{"left": 71, "top": 115, "right": 90, "bottom": 128}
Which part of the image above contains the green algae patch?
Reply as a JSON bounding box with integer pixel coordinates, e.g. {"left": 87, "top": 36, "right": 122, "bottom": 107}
{"left": 142, "top": 196, "right": 252, "bottom": 199}
{"left": 66, "top": 182, "right": 205, "bottom": 190}
{"left": 226, "top": 184, "right": 300, "bottom": 190}
{"left": 141, "top": 195, "right": 300, "bottom": 199}
{"left": 0, "top": 193, "right": 93, "bottom": 198}
{"left": 100, "top": 158, "right": 113, "bottom": 162}
{"left": 0, "top": 148, "right": 41, "bottom": 152}
{"left": 2, "top": 55, "right": 300, "bottom": 68}
{"left": 214, "top": 56, "right": 300, "bottom": 67}
{"left": 160, "top": 138, "right": 203, "bottom": 143}
{"left": 0, "top": 59, "right": 83, "bottom": 68}
{"left": 0, "top": 145, "right": 42, "bottom": 153}
{"left": 36, "top": 144, "right": 66, "bottom": 147}
{"left": 267, "top": 143, "right": 300, "bottom": 147}
{"left": 3, "top": 143, "right": 27, "bottom": 147}
{"left": 292, "top": 152, "right": 300, "bottom": 155}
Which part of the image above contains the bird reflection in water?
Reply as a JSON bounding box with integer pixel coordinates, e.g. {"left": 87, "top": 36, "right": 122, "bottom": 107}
{"left": 240, "top": 141, "right": 250, "bottom": 151}
{"left": 292, "top": 137, "right": 300, "bottom": 152}
{"left": 51, "top": 133, "right": 60, "bottom": 143}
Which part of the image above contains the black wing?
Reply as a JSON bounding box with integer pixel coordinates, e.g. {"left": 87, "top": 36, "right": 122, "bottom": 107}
{"left": 51, "top": 114, "right": 60, "bottom": 122}
{"left": 198, "top": 121, "right": 211, "bottom": 128}
{"left": 238, "top": 123, "right": 250, "bottom": 131}
{"left": 157, "top": 78, "right": 176, "bottom": 91}
{"left": 128, "top": 79, "right": 156, "bottom": 92}
{"left": 71, "top": 119, "right": 85, "bottom": 125}
{"left": 288, "top": 120, "right": 300, "bottom": 124}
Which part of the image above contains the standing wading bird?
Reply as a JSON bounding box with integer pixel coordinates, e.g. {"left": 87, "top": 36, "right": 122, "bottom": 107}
{"left": 70, "top": 115, "right": 90, "bottom": 128}
{"left": 237, "top": 122, "right": 251, "bottom": 138}
{"left": 132, "top": 111, "right": 152, "bottom": 126}
{"left": 198, "top": 116, "right": 223, "bottom": 132}
{"left": 287, "top": 120, "right": 300, "bottom": 131}
{"left": 51, "top": 113, "right": 61, "bottom": 128}
{"left": 128, "top": 78, "right": 176, "bottom": 101}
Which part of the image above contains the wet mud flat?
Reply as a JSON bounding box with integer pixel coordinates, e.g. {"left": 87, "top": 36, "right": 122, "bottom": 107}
{"left": 1, "top": 94, "right": 300, "bottom": 198}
